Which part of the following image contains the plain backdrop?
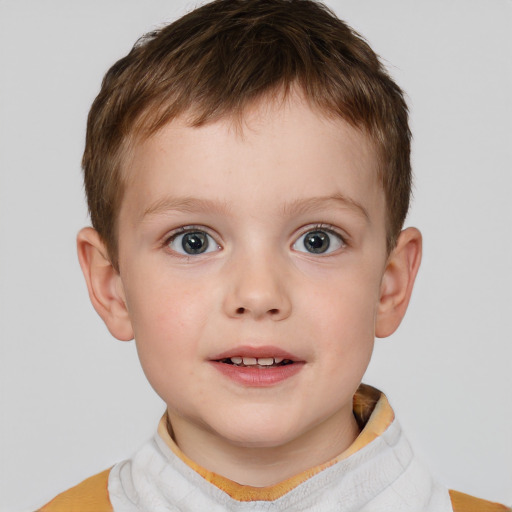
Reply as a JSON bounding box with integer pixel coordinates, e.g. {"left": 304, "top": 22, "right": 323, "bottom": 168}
{"left": 1, "top": 1, "right": 511, "bottom": 510}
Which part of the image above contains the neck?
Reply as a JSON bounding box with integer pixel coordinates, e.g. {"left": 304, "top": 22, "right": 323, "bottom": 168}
{"left": 167, "top": 406, "right": 360, "bottom": 487}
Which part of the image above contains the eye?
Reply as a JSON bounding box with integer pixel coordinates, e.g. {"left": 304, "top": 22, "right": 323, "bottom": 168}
{"left": 293, "top": 229, "right": 345, "bottom": 255}
{"left": 167, "top": 230, "right": 220, "bottom": 255}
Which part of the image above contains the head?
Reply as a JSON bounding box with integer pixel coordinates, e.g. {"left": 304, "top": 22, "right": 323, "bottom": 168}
{"left": 83, "top": 0, "right": 412, "bottom": 272}
{"left": 77, "top": 0, "right": 421, "bottom": 478}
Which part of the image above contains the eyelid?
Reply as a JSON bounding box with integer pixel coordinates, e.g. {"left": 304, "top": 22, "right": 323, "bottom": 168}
{"left": 296, "top": 223, "right": 347, "bottom": 241}
{"left": 164, "top": 224, "right": 219, "bottom": 240}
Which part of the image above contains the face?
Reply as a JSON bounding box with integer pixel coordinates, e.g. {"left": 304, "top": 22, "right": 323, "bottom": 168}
{"left": 116, "top": 95, "right": 389, "bottom": 452}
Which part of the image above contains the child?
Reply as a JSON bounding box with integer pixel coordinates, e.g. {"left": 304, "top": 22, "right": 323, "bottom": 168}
{"left": 36, "top": 0, "right": 510, "bottom": 510}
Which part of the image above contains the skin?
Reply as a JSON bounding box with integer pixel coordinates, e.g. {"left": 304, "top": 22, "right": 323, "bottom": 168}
{"left": 77, "top": 92, "right": 422, "bottom": 486}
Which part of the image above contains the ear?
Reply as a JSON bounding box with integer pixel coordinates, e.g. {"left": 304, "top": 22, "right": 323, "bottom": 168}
{"left": 375, "top": 227, "right": 422, "bottom": 338}
{"left": 77, "top": 227, "right": 134, "bottom": 341}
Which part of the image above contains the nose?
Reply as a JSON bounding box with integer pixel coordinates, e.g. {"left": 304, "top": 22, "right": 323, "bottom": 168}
{"left": 222, "top": 251, "right": 292, "bottom": 321}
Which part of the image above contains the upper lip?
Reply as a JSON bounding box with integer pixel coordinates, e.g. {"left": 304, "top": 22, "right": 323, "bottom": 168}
{"left": 210, "top": 345, "right": 303, "bottom": 362}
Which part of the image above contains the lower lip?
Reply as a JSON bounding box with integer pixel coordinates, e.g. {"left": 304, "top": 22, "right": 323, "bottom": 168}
{"left": 210, "top": 361, "right": 304, "bottom": 387}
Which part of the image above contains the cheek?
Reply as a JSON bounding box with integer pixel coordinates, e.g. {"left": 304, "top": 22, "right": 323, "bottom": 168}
{"left": 124, "top": 271, "right": 218, "bottom": 369}
{"left": 128, "top": 280, "right": 214, "bottom": 406}
{"left": 301, "top": 266, "right": 381, "bottom": 365}
{"left": 307, "top": 270, "right": 380, "bottom": 329}
{"left": 126, "top": 265, "right": 212, "bottom": 328}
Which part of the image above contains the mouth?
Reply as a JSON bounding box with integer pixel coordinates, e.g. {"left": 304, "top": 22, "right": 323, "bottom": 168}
{"left": 210, "top": 346, "right": 304, "bottom": 386}
{"left": 211, "top": 345, "right": 303, "bottom": 367}
{"left": 217, "top": 356, "right": 295, "bottom": 368}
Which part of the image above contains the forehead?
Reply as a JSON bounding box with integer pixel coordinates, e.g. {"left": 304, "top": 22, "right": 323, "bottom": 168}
{"left": 120, "top": 93, "right": 384, "bottom": 225}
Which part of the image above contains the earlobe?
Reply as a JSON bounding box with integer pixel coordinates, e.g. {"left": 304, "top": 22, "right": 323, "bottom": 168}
{"left": 76, "top": 227, "right": 134, "bottom": 341}
{"left": 375, "top": 227, "right": 422, "bottom": 338}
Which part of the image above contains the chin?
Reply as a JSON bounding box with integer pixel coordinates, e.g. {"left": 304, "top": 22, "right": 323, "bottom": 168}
{"left": 211, "top": 414, "right": 307, "bottom": 449}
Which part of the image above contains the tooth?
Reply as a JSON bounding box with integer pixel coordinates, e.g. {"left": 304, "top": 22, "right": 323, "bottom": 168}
{"left": 257, "top": 358, "right": 274, "bottom": 366}
{"left": 273, "top": 357, "right": 284, "bottom": 364}
{"left": 242, "top": 357, "right": 257, "bottom": 365}
{"left": 230, "top": 357, "right": 243, "bottom": 364}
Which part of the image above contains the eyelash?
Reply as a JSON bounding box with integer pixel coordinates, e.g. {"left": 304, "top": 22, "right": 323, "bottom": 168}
{"left": 304, "top": 223, "right": 346, "bottom": 240}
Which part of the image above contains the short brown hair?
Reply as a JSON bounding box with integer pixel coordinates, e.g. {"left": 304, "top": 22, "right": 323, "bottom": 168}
{"left": 83, "top": 0, "right": 411, "bottom": 270}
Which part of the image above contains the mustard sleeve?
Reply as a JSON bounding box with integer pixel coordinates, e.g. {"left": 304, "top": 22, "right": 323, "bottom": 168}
{"left": 38, "top": 468, "right": 113, "bottom": 512}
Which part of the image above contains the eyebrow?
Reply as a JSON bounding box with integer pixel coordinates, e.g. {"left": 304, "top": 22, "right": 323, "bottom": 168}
{"left": 142, "top": 193, "right": 369, "bottom": 221}
{"left": 142, "top": 196, "right": 232, "bottom": 219}
{"left": 281, "top": 193, "right": 370, "bottom": 221}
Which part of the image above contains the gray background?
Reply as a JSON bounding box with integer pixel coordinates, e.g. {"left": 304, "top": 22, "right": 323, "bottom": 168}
{"left": 1, "top": 1, "right": 511, "bottom": 510}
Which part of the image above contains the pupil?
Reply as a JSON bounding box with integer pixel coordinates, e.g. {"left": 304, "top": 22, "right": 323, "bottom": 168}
{"left": 182, "top": 232, "right": 208, "bottom": 254}
{"left": 304, "top": 231, "right": 329, "bottom": 253}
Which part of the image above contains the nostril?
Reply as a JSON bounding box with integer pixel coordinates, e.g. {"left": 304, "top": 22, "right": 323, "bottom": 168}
{"left": 233, "top": 306, "right": 283, "bottom": 317}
